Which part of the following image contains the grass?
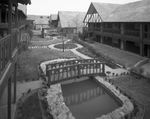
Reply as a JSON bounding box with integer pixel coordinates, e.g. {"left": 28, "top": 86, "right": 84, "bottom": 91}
{"left": 29, "top": 37, "right": 68, "bottom": 46}
{"left": 18, "top": 92, "right": 42, "bottom": 119}
{"left": 54, "top": 43, "right": 77, "bottom": 49}
{"left": 77, "top": 47, "right": 119, "bottom": 69}
{"left": 77, "top": 47, "right": 97, "bottom": 58}
{"left": 86, "top": 41, "right": 144, "bottom": 68}
{"left": 111, "top": 75, "right": 150, "bottom": 119}
{"left": 17, "top": 48, "right": 80, "bottom": 82}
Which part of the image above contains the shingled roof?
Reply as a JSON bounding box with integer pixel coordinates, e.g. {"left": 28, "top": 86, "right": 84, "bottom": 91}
{"left": 27, "top": 15, "right": 49, "bottom": 24}
{"left": 86, "top": 0, "right": 150, "bottom": 22}
{"left": 58, "top": 11, "right": 86, "bottom": 28}
{"left": 106, "top": 0, "right": 150, "bottom": 22}
{"left": 50, "top": 14, "right": 58, "bottom": 21}
{"left": 91, "top": 2, "right": 119, "bottom": 21}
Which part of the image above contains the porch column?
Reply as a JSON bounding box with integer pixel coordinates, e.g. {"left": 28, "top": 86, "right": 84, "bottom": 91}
{"left": 124, "top": 41, "right": 126, "bottom": 51}
{"left": 8, "top": 1, "right": 12, "bottom": 119}
{"left": 8, "top": 78, "right": 12, "bottom": 119}
{"left": 0, "top": 9, "right": 1, "bottom": 23}
{"left": 15, "top": 4, "right": 18, "bottom": 28}
{"left": 13, "top": 64, "right": 17, "bottom": 104}
{"left": 140, "top": 23, "right": 144, "bottom": 56}
{"left": 100, "top": 36, "right": 103, "bottom": 43}
{"left": 121, "top": 23, "right": 124, "bottom": 35}
{"left": 120, "top": 40, "right": 124, "bottom": 50}
{"left": 148, "top": 45, "right": 150, "bottom": 58}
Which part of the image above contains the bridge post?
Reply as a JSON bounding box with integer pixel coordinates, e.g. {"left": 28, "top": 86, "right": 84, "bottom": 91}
{"left": 102, "top": 63, "right": 105, "bottom": 76}
{"left": 46, "top": 65, "right": 50, "bottom": 87}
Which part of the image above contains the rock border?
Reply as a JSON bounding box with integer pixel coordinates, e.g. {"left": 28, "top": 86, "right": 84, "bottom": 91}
{"left": 46, "top": 84, "right": 75, "bottom": 119}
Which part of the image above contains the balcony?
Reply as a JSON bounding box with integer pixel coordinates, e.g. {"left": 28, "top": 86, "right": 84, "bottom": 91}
{"left": 0, "top": 29, "right": 18, "bottom": 78}
{"left": 143, "top": 32, "right": 150, "bottom": 40}
{"left": 113, "top": 29, "right": 121, "bottom": 34}
{"left": 94, "top": 27, "right": 101, "bottom": 32}
{"left": 87, "top": 27, "right": 143, "bottom": 39}
{"left": 103, "top": 28, "right": 113, "bottom": 33}
{"left": 124, "top": 30, "right": 140, "bottom": 37}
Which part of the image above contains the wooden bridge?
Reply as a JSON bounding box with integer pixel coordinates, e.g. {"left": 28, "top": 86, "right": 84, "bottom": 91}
{"left": 46, "top": 59, "right": 106, "bottom": 85}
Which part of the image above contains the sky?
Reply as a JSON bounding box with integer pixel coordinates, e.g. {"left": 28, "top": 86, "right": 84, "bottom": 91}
{"left": 27, "top": 0, "right": 142, "bottom": 16}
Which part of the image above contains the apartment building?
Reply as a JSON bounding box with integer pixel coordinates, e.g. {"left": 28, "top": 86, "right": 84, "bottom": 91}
{"left": 0, "top": 0, "right": 31, "bottom": 119}
{"left": 83, "top": 0, "right": 150, "bottom": 58}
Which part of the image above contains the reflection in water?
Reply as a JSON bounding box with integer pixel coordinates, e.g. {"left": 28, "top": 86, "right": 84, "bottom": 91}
{"left": 62, "top": 79, "right": 120, "bottom": 119}
{"left": 63, "top": 86, "right": 105, "bottom": 106}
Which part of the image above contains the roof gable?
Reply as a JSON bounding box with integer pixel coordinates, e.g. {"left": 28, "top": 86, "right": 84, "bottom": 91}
{"left": 50, "top": 14, "right": 58, "bottom": 21}
{"left": 58, "top": 11, "right": 86, "bottom": 28}
{"left": 91, "top": 2, "right": 119, "bottom": 21}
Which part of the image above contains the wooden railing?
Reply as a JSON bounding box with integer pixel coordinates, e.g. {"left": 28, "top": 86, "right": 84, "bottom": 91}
{"left": 124, "top": 30, "right": 140, "bottom": 37}
{"left": 46, "top": 59, "right": 105, "bottom": 85}
{"left": 103, "top": 28, "right": 113, "bottom": 33}
{"left": 0, "top": 29, "right": 18, "bottom": 77}
{"left": 87, "top": 27, "right": 142, "bottom": 38}
{"left": 143, "top": 32, "right": 150, "bottom": 39}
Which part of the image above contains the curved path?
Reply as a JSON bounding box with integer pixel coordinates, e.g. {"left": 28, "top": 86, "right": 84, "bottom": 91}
{"left": 47, "top": 39, "right": 128, "bottom": 76}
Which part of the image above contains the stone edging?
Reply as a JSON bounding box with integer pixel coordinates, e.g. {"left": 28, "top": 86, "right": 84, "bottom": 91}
{"left": 46, "top": 84, "right": 75, "bottom": 119}
{"left": 45, "top": 77, "right": 134, "bottom": 119}
{"left": 48, "top": 40, "right": 83, "bottom": 52}
{"left": 95, "top": 76, "right": 134, "bottom": 119}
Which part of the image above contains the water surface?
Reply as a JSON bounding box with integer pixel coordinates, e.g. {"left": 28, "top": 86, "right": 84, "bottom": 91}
{"left": 61, "top": 79, "right": 121, "bottom": 119}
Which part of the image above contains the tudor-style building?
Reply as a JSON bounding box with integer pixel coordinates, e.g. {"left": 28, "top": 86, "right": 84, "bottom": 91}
{"left": 57, "top": 11, "right": 86, "bottom": 38}
{"left": 83, "top": 0, "right": 150, "bottom": 58}
{"left": 49, "top": 14, "right": 58, "bottom": 27}
{"left": 0, "top": 0, "right": 31, "bottom": 119}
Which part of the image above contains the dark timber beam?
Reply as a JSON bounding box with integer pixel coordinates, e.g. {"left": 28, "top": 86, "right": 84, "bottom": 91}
{"left": 8, "top": 78, "right": 12, "bottom": 119}
{"left": 13, "top": 64, "right": 17, "bottom": 104}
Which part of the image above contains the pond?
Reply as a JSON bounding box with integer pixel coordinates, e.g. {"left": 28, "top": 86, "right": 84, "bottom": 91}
{"left": 61, "top": 79, "right": 122, "bottom": 119}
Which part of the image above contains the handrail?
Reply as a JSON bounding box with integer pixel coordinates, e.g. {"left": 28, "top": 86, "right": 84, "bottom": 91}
{"left": 0, "top": 34, "right": 11, "bottom": 44}
{"left": 46, "top": 60, "right": 105, "bottom": 85}
{"left": 0, "top": 30, "right": 18, "bottom": 77}
{"left": 46, "top": 59, "right": 102, "bottom": 70}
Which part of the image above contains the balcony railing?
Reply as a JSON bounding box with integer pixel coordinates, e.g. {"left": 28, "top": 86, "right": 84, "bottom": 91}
{"left": 94, "top": 27, "right": 101, "bottom": 32}
{"left": 113, "top": 29, "right": 121, "bottom": 34}
{"left": 103, "top": 28, "right": 113, "bottom": 33}
{"left": 87, "top": 27, "right": 142, "bottom": 38}
{"left": 124, "top": 30, "right": 140, "bottom": 37}
{"left": 0, "top": 29, "right": 18, "bottom": 77}
{"left": 143, "top": 32, "right": 150, "bottom": 39}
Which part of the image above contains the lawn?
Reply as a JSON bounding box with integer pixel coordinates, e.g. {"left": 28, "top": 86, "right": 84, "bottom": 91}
{"left": 54, "top": 43, "right": 77, "bottom": 49}
{"left": 83, "top": 41, "right": 145, "bottom": 68}
{"left": 17, "top": 92, "right": 42, "bottom": 119}
{"left": 17, "top": 48, "right": 80, "bottom": 82}
{"left": 111, "top": 75, "right": 150, "bottom": 119}
{"left": 77, "top": 47, "right": 119, "bottom": 69}
{"left": 29, "top": 37, "right": 68, "bottom": 46}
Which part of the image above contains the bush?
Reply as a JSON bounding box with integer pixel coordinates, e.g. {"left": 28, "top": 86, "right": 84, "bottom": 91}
{"left": 78, "top": 30, "right": 88, "bottom": 41}
{"left": 18, "top": 41, "right": 28, "bottom": 53}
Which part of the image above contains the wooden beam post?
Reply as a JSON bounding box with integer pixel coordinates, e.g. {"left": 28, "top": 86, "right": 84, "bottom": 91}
{"left": 13, "top": 64, "right": 17, "bottom": 104}
{"left": 15, "top": 4, "right": 18, "bottom": 28}
{"left": 8, "top": 77, "right": 12, "bottom": 119}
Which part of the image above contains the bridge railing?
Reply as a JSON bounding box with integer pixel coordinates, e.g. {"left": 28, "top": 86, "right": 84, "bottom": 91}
{"left": 46, "top": 59, "right": 101, "bottom": 71}
{"left": 46, "top": 61, "right": 105, "bottom": 85}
